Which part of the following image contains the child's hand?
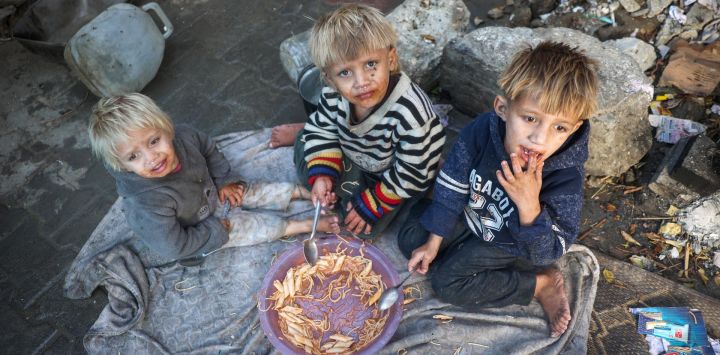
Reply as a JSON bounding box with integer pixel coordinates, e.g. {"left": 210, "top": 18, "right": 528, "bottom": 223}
{"left": 344, "top": 202, "right": 372, "bottom": 235}
{"left": 496, "top": 153, "right": 543, "bottom": 226}
{"left": 219, "top": 182, "right": 245, "bottom": 207}
{"left": 311, "top": 176, "right": 336, "bottom": 207}
{"left": 408, "top": 233, "right": 442, "bottom": 274}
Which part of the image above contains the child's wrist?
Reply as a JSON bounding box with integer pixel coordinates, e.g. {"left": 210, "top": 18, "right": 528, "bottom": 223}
{"left": 427, "top": 233, "right": 443, "bottom": 249}
{"left": 517, "top": 203, "right": 542, "bottom": 226}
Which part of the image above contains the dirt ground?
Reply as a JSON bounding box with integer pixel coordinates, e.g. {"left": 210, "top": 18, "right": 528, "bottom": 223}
{"left": 579, "top": 139, "right": 720, "bottom": 300}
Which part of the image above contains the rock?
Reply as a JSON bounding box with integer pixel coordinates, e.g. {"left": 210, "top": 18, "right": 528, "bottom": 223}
{"left": 510, "top": 6, "right": 532, "bottom": 27}
{"left": 655, "top": 3, "right": 717, "bottom": 45}
{"left": 279, "top": 0, "right": 471, "bottom": 90}
{"left": 605, "top": 37, "right": 657, "bottom": 72}
{"left": 530, "top": 18, "right": 545, "bottom": 28}
{"left": 488, "top": 6, "right": 505, "bottom": 19}
{"left": 647, "top": 0, "right": 673, "bottom": 18}
{"left": 678, "top": 190, "right": 720, "bottom": 249}
{"left": 619, "top": 0, "right": 641, "bottom": 13}
{"left": 530, "top": 0, "right": 557, "bottom": 16}
{"left": 387, "top": 0, "right": 470, "bottom": 89}
{"left": 279, "top": 31, "right": 313, "bottom": 84}
{"left": 649, "top": 135, "right": 720, "bottom": 203}
{"left": 440, "top": 27, "right": 653, "bottom": 177}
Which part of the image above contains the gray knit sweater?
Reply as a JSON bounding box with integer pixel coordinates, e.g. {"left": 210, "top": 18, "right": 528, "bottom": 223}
{"left": 108, "top": 125, "right": 233, "bottom": 261}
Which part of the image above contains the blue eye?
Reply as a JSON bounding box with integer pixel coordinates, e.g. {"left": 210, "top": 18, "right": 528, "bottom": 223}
{"left": 338, "top": 69, "right": 350, "bottom": 77}
{"left": 366, "top": 60, "right": 377, "bottom": 69}
{"left": 150, "top": 137, "right": 160, "bottom": 145}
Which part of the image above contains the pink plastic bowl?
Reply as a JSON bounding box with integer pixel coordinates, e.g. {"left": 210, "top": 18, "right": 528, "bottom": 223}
{"left": 258, "top": 234, "right": 402, "bottom": 354}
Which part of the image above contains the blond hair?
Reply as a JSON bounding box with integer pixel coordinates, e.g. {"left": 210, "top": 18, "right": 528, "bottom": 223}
{"left": 88, "top": 93, "right": 174, "bottom": 171}
{"left": 310, "top": 4, "right": 398, "bottom": 72}
{"left": 498, "top": 41, "right": 599, "bottom": 122}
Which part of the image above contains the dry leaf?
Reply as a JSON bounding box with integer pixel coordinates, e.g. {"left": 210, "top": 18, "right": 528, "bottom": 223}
{"left": 629, "top": 223, "right": 637, "bottom": 234}
{"left": 714, "top": 274, "right": 720, "bottom": 287}
{"left": 643, "top": 232, "right": 664, "bottom": 243}
{"left": 605, "top": 203, "right": 617, "bottom": 212}
{"left": 666, "top": 205, "right": 679, "bottom": 216}
{"left": 602, "top": 269, "right": 615, "bottom": 284}
{"left": 623, "top": 186, "right": 643, "bottom": 194}
{"left": 658, "top": 222, "right": 682, "bottom": 237}
{"left": 621, "top": 230, "right": 642, "bottom": 247}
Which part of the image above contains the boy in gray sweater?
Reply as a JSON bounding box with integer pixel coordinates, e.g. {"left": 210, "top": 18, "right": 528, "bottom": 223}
{"left": 88, "top": 93, "right": 339, "bottom": 263}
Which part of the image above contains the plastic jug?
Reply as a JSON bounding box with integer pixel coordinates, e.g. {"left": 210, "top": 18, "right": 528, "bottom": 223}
{"left": 64, "top": 2, "right": 173, "bottom": 97}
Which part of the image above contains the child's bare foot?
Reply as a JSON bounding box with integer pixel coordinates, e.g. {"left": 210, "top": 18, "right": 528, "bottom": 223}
{"left": 269, "top": 123, "right": 304, "bottom": 148}
{"left": 316, "top": 215, "right": 340, "bottom": 234}
{"left": 535, "top": 268, "right": 571, "bottom": 337}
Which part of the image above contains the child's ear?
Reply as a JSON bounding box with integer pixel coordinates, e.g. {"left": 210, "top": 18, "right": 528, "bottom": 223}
{"left": 494, "top": 96, "right": 509, "bottom": 121}
{"left": 388, "top": 46, "right": 398, "bottom": 72}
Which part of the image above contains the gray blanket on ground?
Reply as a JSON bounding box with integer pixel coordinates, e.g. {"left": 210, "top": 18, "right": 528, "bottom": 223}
{"left": 64, "top": 129, "right": 600, "bottom": 354}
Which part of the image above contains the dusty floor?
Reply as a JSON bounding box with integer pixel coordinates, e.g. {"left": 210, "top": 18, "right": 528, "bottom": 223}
{"left": 1, "top": 0, "right": 717, "bottom": 353}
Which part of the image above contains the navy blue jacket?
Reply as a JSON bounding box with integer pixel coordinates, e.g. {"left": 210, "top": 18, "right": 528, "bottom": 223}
{"left": 421, "top": 111, "right": 589, "bottom": 266}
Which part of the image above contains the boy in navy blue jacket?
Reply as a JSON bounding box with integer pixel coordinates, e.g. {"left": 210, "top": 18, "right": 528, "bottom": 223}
{"left": 398, "top": 41, "right": 599, "bottom": 338}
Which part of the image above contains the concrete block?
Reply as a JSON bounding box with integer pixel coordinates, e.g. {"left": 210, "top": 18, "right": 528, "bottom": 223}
{"left": 649, "top": 135, "right": 720, "bottom": 203}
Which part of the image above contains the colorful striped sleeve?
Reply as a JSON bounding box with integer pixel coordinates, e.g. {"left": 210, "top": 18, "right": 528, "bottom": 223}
{"left": 303, "top": 88, "right": 344, "bottom": 184}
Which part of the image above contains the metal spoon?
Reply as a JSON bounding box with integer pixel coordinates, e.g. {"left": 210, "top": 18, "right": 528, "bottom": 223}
{"left": 302, "top": 202, "right": 322, "bottom": 265}
{"left": 378, "top": 269, "right": 415, "bottom": 311}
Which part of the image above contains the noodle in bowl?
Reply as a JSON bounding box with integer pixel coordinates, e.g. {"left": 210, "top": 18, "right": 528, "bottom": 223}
{"left": 258, "top": 235, "right": 402, "bottom": 354}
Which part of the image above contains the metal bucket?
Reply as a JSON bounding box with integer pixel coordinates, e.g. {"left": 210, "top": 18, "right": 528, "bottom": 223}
{"left": 63, "top": 2, "right": 173, "bottom": 97}
{"left": 297, "top": 64, "right": 323, "bottom": 116}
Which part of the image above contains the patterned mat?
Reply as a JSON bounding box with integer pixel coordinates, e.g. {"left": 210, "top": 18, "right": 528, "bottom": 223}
{"left": 588, "top": 252, "right": 720, "bottom": 354}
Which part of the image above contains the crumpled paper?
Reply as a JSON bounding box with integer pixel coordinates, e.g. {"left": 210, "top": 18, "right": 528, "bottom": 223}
{"left": 648, "top": 114, "right": 706, "bottom": 144}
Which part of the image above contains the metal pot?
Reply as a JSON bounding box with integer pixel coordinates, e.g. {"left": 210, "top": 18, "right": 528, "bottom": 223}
{"left": 63, "top": 2, "right": 173, "bottom": 97}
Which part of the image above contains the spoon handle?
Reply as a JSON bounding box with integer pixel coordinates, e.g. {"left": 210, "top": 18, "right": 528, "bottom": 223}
{"left": 309, "top": 202, "right": 322, "bottom": 239}
{"left": 396, "top": 269, "right": 415, "bottom": 288}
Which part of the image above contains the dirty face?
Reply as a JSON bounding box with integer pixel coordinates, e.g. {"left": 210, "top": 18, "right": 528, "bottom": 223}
{"left": 116, "top": 127, "right": 178, "bottom": 178}
{"left": 494, "top": 94, "right": 583, "bottom": 169}
{"left": 324, "top": 46, "right": 398, "bottom": 119}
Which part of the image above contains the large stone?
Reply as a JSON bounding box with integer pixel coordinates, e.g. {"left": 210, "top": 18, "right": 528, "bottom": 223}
{"left": 387, "top": 0, "right": 470, "bottom": 89}
{"left": 605, "top": 37, "right": 657, "bottom": 72}
{"left": 440, "top": 27, "right": 653, "bottom": 177}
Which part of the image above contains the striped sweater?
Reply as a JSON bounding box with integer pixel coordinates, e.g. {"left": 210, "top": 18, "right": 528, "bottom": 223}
{"left": 302, "top": 73, "right": 446, "bottom": 224}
